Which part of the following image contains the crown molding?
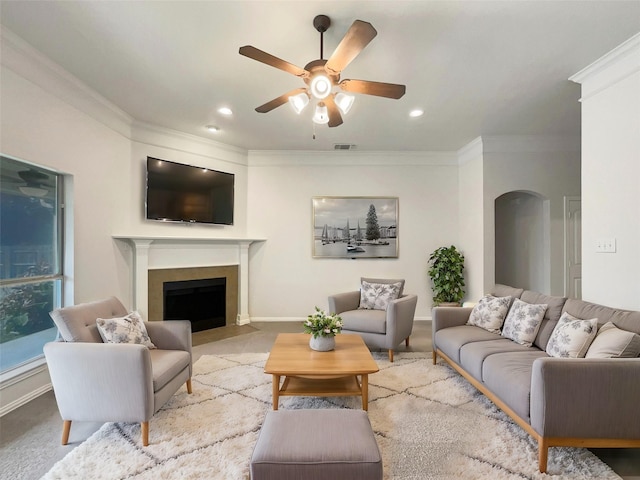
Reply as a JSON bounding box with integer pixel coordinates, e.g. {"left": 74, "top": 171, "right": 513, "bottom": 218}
{"left": 1, "top": 27, "right": 133, "bottom": 138}
{"left": 131, "top": 121, "right": 248, "bottom": 166}
{"left": 247, "top": 149, "right": 458, "bottom": 167}
{"left": 570, "top": 32, "right": 640, "bottom": 101}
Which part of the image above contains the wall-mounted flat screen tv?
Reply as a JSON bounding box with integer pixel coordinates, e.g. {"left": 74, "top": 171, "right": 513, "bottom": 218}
{"left": 146, "top": 157, "right": 234, "bottom": 225}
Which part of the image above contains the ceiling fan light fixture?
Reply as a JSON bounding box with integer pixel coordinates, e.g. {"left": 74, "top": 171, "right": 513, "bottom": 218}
{"left": 310, "top": 74, "right": 332, "bottom": 99}
{"left": 19, "top": 185, "right": 48, "bottom": 197}
{"left": 312, "top": 102, "right": 329, "bottom": 124}
{"left": 288, "top": 92, "right": 310, "bottom": 114}
{"left": 335, "top": 93, "right": 355, "bottom": 115}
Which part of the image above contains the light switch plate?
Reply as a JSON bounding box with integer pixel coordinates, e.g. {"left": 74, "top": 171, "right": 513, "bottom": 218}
{"left": 596, "top": 238, "right": 616, "bottom": 253}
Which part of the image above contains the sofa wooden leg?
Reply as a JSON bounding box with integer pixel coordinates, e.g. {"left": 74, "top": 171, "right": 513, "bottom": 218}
{"left": 61, "top": 420, "right": 72, "bottom": 445}
{"left": 432, "top": 351, "right": 437, "bottom": 364}
{"left": 405, "top": 337, "right": 410, "bottom": 347}
{"left": 186, "top": 378, "right": 192, "bottom": 394}
{"left": 141, "top": 421, "right": 149, "bottom": 446}
{"left": 388, "top": 349, "right": 394, "bottom": 362}
{"left": 538, "top": 437, "right": 548, "bottom": 473}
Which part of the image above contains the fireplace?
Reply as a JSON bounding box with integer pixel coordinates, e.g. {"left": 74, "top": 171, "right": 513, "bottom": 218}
{"left": 148, "top": 265, "right": 238, "bottom": 328}
{"left": 163, "top": 277, "right": 226, "bottom": 332}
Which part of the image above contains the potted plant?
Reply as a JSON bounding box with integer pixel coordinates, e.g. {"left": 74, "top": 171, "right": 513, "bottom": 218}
{"left": 303, "top": 307, "right": 343, "bottom": 351}
{"left": 428, "top": 245, "right": 465, "bottom": 306}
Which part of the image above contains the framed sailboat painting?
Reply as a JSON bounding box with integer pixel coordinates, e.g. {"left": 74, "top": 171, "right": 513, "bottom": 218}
{"left": 312, "top": 196, "right": 399, "bottom": 258}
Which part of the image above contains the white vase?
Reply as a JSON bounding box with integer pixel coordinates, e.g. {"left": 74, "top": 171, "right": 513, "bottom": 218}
{"left": 309, "top": 335, "right": 336, "bottom": 352}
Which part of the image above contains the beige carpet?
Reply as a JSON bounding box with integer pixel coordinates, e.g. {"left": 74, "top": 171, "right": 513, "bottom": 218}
{"left": 42, "top": 352, "right": 620, "bottom": 480}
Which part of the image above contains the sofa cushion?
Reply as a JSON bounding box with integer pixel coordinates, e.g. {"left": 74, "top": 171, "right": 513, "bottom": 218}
{"left": 490, "top": 284, "right": 524, "bottom": 300}
{"left": 585, "top": 322, "right": 640, "bottom": 358}
{"left": 96, "top": 311, "right": 157, "bottom": 349}
{"left": 546, "top": 312, "right": 598, "bottom": 358}
{"left": 459, "top": 338, "right": 534, "bottom": 382}
{"left": 501, "top": 298, "right": 547, "bottom": 347}
{"left": 563, "top": 298, "right": 640, "bottom": 335}
{"left": 149, "top": 349, "right": 191, "bottom": 392}
{"left": 340, "top": 309, "right": 387, "bottom": 334}
{"left": 434, "top": 325, "right": 502, "bottom": 363}
{"left": 361, "top": 277, "right": 405, "bottom": 297}
{"left": 483, "top": 351, "right": 548, "bottom": 422}
{"left": 50, "top": 296, "right": 128, "bottom": 343}
{"left": 359, "top": 280, "right": 402, "bottom": 310}
{"left": 521, "top": 291, "right": 568, "bottom": 350}
{"left": 467, "top": 295, "right": 512, "bottom": 333}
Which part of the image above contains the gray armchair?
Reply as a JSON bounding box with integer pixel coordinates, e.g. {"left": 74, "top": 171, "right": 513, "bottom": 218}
{"left": 43, "top": 297, "right": 192, "bottom": 446}
{"left": 329, "top": 278, "right": 418, "bottom": 362}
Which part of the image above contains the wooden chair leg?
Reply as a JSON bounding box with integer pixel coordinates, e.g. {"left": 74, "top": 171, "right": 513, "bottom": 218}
{"left": 388, "top": 349, "right": 394, "bottom": 362}
{"left": 61, "top": 420, "right": 72, "bottom": 445}
{"left": 186, "top": 378, "right": 192, "bottom": 394}
{"left": 405, "top": 337, "right": 410, "bottom": 347}
{"left": 538, "top": 437, "right": 549, "bottom": 473}
{"left": 141, "top": 421, "right": 149, "bottom": 446}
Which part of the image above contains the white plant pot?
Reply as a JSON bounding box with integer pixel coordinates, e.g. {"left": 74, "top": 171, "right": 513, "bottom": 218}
{"left": 309, "top": 335, "right": 336, "bottom": 352}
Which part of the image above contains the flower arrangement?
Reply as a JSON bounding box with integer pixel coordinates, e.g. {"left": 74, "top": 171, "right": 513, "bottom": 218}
{"left": 303, "top": 307, "right": 343, "bottom": 338}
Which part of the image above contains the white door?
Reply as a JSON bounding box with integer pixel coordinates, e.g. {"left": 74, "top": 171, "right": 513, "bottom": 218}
{"left": 564, "top": 196, "right": 582, "bottom": 299}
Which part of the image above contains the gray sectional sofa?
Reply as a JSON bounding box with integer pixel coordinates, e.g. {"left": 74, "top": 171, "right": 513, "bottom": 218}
{"left": 432, "top": 284, "right": 640, "bottom": 473}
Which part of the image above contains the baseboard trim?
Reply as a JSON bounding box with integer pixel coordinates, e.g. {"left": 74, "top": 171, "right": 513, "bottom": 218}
{"left": 0, "top": 383, "right": 52, "bottom": 417}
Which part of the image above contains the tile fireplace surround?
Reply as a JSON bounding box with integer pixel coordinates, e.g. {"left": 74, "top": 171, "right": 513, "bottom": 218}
{"left": 113, "top": 236, "right": 264, "bottom": 325}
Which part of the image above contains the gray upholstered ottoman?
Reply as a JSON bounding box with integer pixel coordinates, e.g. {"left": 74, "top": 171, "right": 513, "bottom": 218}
{"left": 250, "top": 409, "right": 382, "bottom": 480}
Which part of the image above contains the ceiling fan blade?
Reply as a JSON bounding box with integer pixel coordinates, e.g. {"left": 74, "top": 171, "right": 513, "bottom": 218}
{"left": 239, "top": 46, "right": 309, "bottom": 78}
{"left": 324, "top": 95, "right": 343, "bottom": 128}
{"left": 324, "top": 20, "right": 377, "bottom": 75}
{"left": 255, "top": 88, "right": 308, "bottom": 113}
{"left": 339, "top": 79, "right": 406, "bottom": 99}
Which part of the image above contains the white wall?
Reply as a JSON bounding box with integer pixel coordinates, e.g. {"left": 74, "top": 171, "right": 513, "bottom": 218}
{"left": 246, "top": 152, "right": 459, "bottom": 319}
{"left": 571, "top": 33, "right": 640, "bottom": 309}
{"left": 481, "top": 136, "right": 581, "bottom": 295}
{"left": 457, "top": 138, "right": 485, "bottom": 302}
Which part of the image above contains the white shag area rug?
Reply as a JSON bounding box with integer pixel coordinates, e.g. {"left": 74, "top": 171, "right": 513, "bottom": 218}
{"left": 42, "top": 352, "right": 620, "bottom": 480}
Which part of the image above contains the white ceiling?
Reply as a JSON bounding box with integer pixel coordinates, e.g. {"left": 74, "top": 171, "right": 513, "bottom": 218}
{"left": 2, "top": 1, "right": 639, "bottom": 152}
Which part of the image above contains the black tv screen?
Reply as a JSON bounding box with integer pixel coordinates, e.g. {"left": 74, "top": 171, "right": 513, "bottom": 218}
{"left": 146, "top": 157, "right": 234, "bottom": 225}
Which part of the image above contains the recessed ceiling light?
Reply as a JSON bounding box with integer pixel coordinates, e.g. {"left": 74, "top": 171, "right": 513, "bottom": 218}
{"left": 409, "top": 109, "right": 424, "bottom": 118}
{"left": 218, "top": 107, "right": 233, "bottom": 116}
{"left": 206, "top": 125, "right": 220, "bottom": 132}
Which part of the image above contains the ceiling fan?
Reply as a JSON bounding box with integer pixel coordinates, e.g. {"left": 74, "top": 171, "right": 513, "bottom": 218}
{"left": 239, "top": 15, "right": 406, "bottom": 127}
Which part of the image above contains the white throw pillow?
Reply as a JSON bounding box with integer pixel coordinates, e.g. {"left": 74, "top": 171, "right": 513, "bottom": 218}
{"left": 585, "top": 321, "right": 640, "bottom": 358}
{"left": 546, "top": 312, "right": 597, "bottom": 358}
{"left": 467, "top": 295, "right": 512, "bottom": 333}
{"left": 501, "top": 298, "right": 548, "bottom": 347}
{"left": 96, "top": 311, "right": 156, "bottom": 349}
{"left": 359, "top": 280, "right": 402, "bottom": 310}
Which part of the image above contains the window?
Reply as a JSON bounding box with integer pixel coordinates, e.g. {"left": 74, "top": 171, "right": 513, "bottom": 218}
{"left": 0, "top": 155, "right": 63, "bottom": 375}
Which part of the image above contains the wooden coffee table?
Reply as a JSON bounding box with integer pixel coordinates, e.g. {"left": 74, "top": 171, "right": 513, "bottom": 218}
{"left": 265, "top": 333, "right": 379, "bottom": 411}
{"left": 264, "top": 333, "right": 379, "bottom": 410}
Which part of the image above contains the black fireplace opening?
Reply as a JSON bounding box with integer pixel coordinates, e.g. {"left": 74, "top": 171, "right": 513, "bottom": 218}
{"left": 163, "top": 277, "right": 226, "bottom": 332}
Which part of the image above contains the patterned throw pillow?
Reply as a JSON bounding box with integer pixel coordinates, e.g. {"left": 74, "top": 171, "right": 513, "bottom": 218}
{"left": 467, "top": 295, "right": 512, "bottom": 333}
{"left": 359, "top": 280, "right": 402, "bottom": 310}
{"left": 501, "top": 298, "right": 548, "bottom": 347}
{"left": 545, "top": 312, "right": 598, "bottom": 358}
{"left": 96, "top": 311, "right": 156, "bottom": 349}
{"left": 585, "top": 322, "right": 640, "bottom": 358}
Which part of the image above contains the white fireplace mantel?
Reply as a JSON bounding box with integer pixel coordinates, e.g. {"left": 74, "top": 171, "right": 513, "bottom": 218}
{"left": 113, "top": 235, "right": 265, "bottom": 324}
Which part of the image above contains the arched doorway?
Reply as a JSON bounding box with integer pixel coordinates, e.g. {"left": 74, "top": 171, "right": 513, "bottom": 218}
{"left": 494, "top": 191, "right": 549, "bottom": 292}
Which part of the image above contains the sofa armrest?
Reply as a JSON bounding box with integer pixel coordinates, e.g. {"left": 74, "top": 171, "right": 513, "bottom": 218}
{"left": 432, "top": 307, "right": 472, "bottom": 333}
{"left": 145, "top": 320, "right": 192, "bottom": 354}
{"left": 386, "top": 294, "right": 418, "bottom": 345}
{"left": 530, "top": 357, "right": 640, "bottom": 439}
{"left": 43, "top": 342, "right": 154, "bottom": 422}
{"left": 328, "top": 291, "right": 360, "bottom": 314}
